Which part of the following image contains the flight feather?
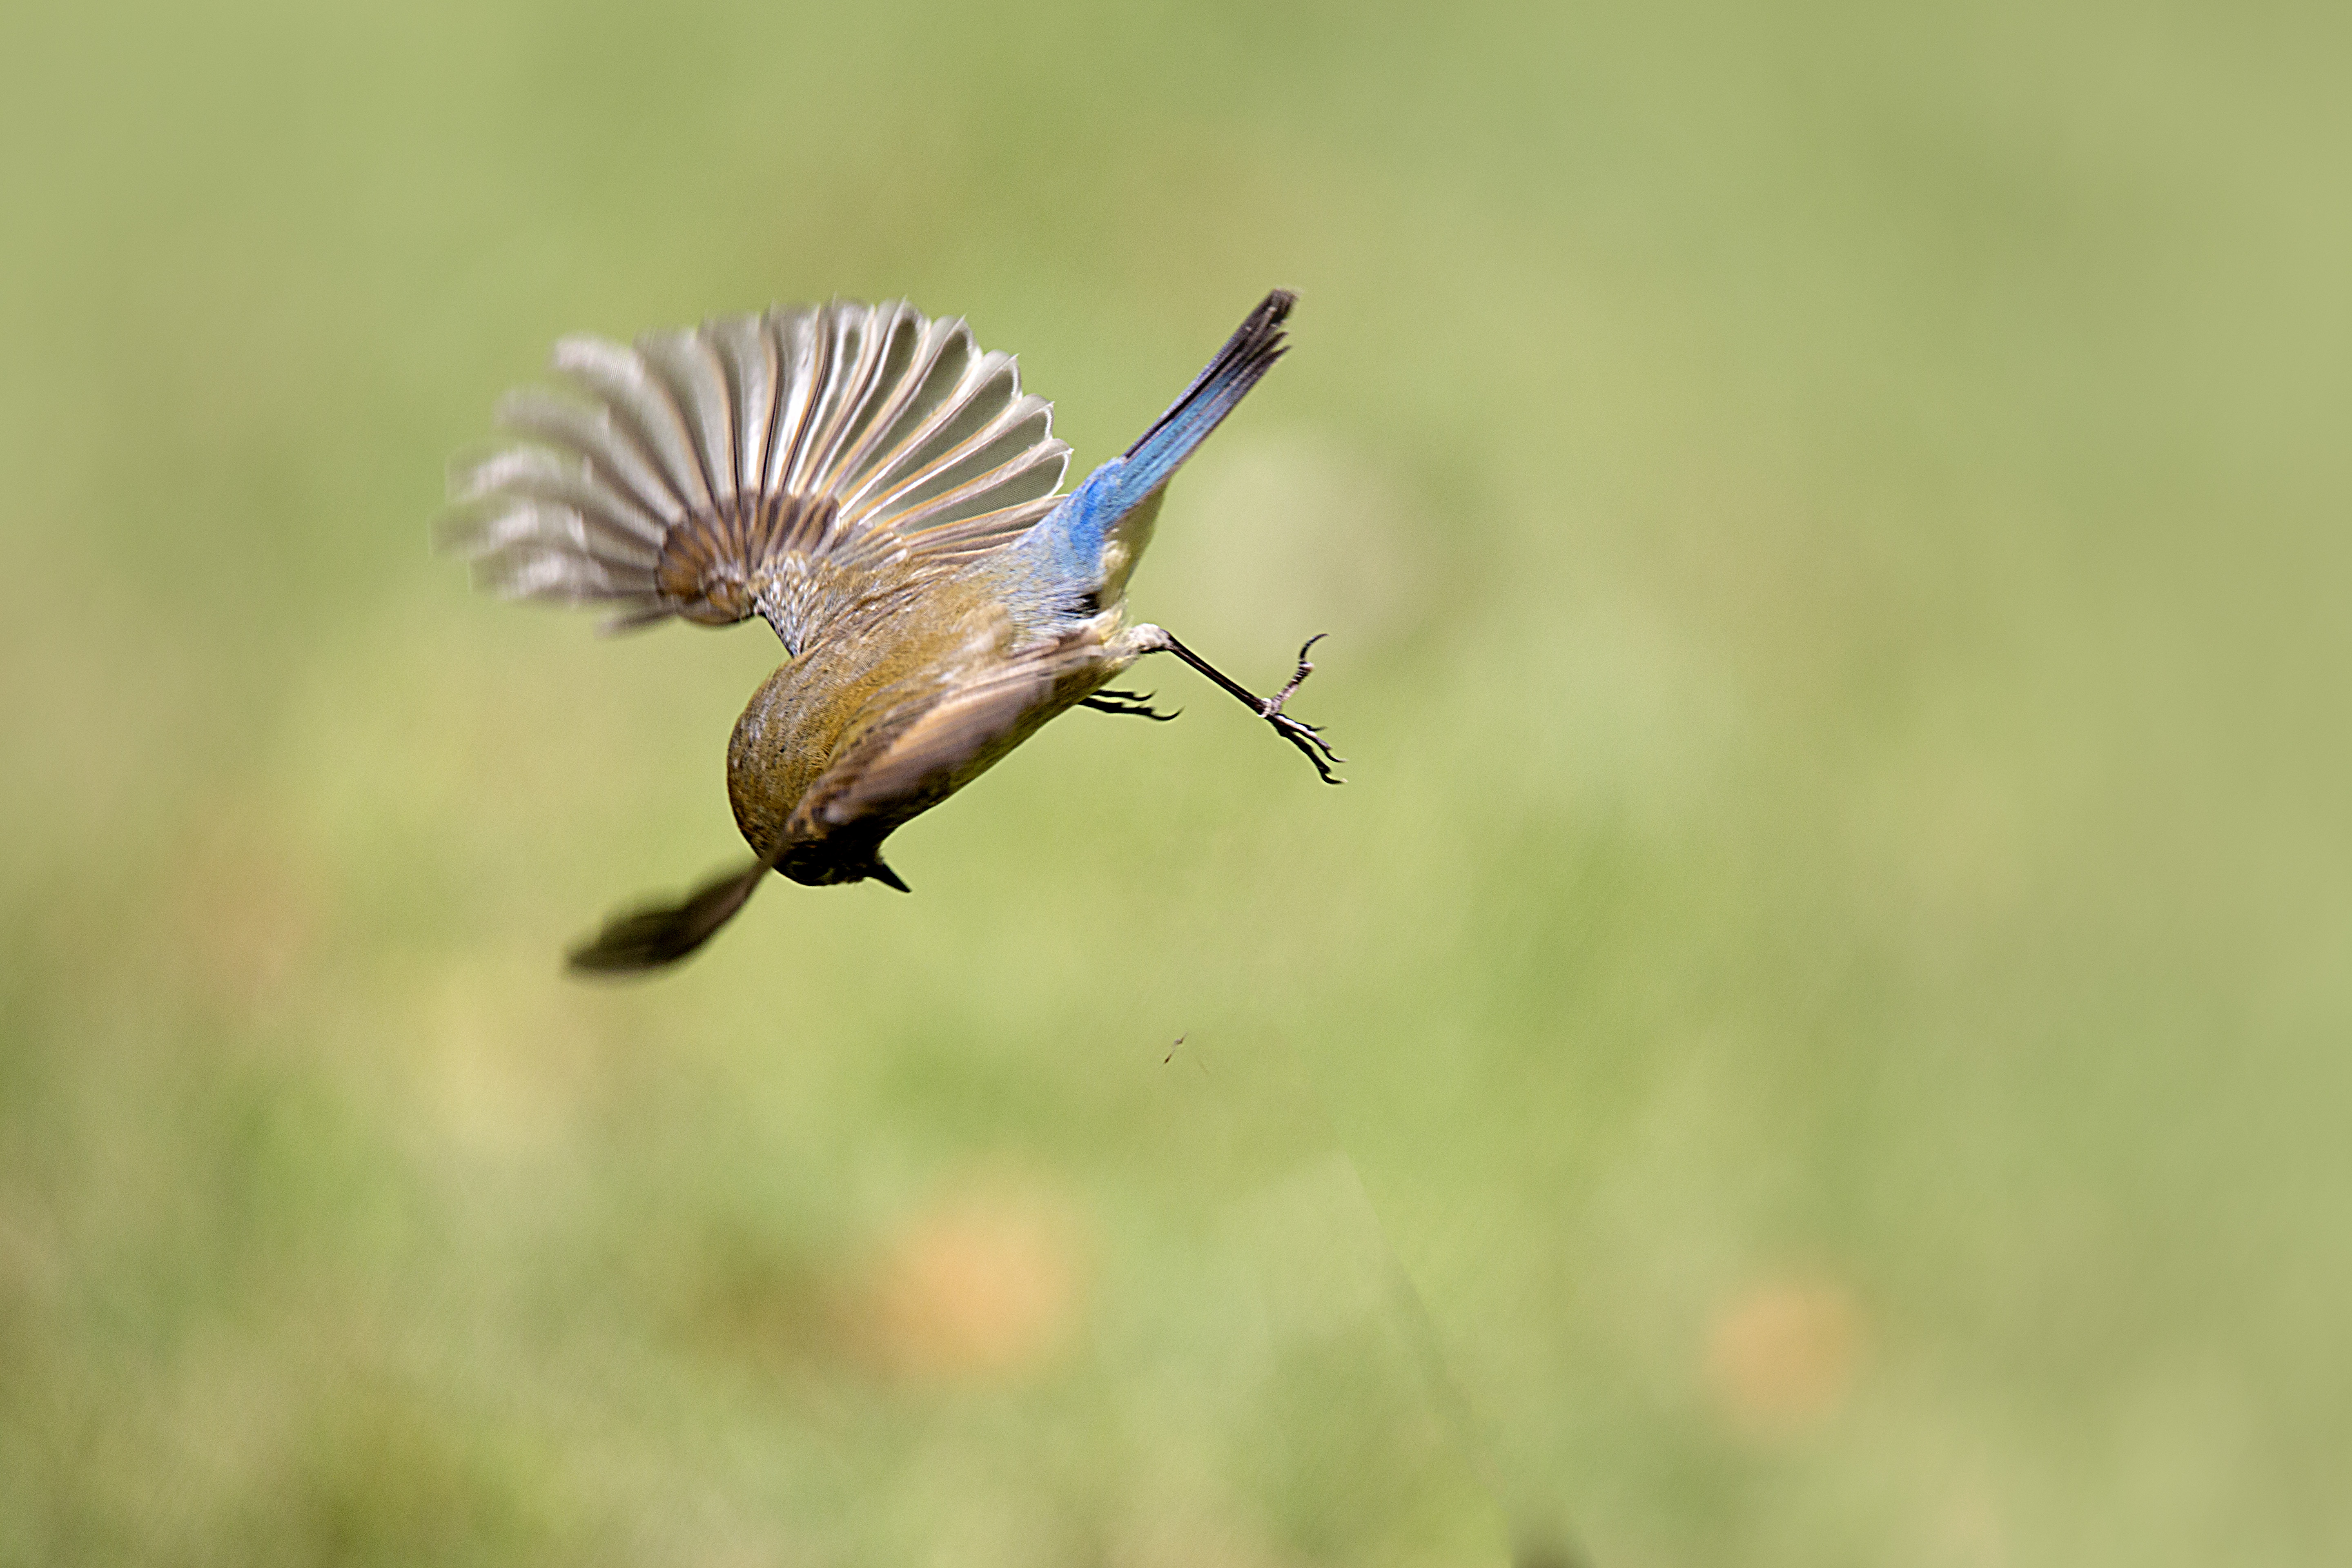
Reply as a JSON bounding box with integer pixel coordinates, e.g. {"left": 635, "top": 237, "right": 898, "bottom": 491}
{"left": 438, "top": 301, "right": 1071, "bottom": 650}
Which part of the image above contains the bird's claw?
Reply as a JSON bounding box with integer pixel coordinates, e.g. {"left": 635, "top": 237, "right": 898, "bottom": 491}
{"left": 1083, "top": 688, "right": 1182, "bottom": 721}
{"left": 1258, "top": 634, "right": 1345, "bottom": 784}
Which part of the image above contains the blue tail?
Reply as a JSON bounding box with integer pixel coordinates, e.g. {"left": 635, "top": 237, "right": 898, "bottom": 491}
{"left": 1112, "top": 288, "right": 1294, "bottom": 508}
{"left": 1013, "top": 291, "right": 1294, "bottom": 596}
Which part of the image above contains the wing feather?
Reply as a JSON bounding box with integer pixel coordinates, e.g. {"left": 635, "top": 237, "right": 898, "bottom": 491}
{"left": 550, "top": 335, "right": 715, "bottom": 519}
{"left": 635, "top": 327, "right": 739, "bottom": 521}
{"left": 439, "top": 300, "right": 1070, "bottom": 642}
{"left": 491, "top": 387, "right": 683, "bottom": 526}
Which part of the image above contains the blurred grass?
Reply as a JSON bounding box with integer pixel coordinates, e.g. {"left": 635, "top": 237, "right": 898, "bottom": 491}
{"left": 2, "top": 0, "right": 2349, "bottom": 1562}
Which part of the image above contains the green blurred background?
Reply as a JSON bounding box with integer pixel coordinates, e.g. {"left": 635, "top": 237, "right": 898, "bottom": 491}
{"left": 3, "top": 0, "right": 2347, "bottom": 1562}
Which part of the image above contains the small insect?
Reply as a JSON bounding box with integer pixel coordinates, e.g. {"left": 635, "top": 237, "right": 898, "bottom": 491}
{"left": 1165, "top": 1033, "right": 1187, "bottom": 1065}
{"left": 439, "top": 291, "right": 1339, "bottom": 971}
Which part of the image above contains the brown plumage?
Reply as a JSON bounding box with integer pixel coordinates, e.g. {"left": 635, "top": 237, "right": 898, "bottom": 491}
{"left": 438, "top": 292, "right": 1337, "bottom": 972}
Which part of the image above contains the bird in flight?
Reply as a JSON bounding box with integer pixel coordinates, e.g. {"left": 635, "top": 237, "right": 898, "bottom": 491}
{"left": 439, "top": 289, "right": 1339, "bottom": 972}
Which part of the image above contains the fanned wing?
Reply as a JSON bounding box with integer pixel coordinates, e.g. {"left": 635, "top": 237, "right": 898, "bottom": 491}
{"left": 437, "top": 301, "right": 1071, "bottom": 648}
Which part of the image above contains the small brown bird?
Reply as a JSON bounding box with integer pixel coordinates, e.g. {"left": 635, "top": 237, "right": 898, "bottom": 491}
{"left": 439, "top": 290, "right": 1336, "bottom": 972}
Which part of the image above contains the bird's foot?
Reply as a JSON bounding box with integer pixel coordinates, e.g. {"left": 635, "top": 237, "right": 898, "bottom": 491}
{"left": 1258, "top": 635, "right": 1345, "bottom": 784}
{"left": 1082, "top": 688, "right": 1182, "bottom": 721}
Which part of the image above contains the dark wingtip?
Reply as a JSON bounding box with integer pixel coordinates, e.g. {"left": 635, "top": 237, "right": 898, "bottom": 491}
{"left": 565, "top": 918, "right": 685, "bottom": 974}
{"left": 566, "top": 934, "right": 667, "bottom": 976}
{"left": 563, "top": 860, "right": 767, "bottom": 976}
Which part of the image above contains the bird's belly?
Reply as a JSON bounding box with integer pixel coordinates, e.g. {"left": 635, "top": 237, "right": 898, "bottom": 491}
{"left": 724, "top": 626, "right": 1119, "bottom": 879}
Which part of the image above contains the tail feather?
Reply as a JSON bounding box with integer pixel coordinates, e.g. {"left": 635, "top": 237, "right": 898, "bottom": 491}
{"left": 1110, "top": 289, "right": 1294, "bottom": 511}
{"left": 1012, "top": 290, "right": 1294, "bottom": 594}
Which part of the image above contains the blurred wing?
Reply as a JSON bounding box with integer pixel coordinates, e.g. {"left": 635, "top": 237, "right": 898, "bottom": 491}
{"left": 565, "top": 856, "right": 769, "bottom": 974}
{"left": 437, "top": 301, "right": 1071, "bottom": 648}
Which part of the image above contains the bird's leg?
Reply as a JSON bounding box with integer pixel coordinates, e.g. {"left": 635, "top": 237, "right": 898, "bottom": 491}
{"left": 1082, "top": 687, "right": 1182, "bottom": 721}
{"left": 1129, "top": 627, "right": 1344, "bottom": 784}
